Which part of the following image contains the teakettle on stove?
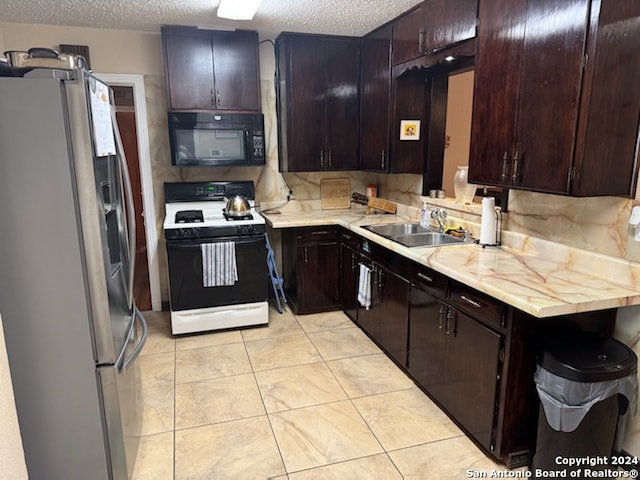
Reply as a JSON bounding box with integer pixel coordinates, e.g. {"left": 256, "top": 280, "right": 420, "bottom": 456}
{"left": 224, "top": 195, "right": 252, "bottom": 218}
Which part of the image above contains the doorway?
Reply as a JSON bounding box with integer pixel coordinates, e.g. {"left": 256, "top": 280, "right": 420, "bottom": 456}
{"left": 112, "top": 85, "right": 151, "bottom": 310}
{"left": 97, "top": 73, "right": 161, "bottom": 311}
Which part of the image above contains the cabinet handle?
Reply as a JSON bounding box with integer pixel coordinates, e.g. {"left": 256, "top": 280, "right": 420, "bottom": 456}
{"left": 438, "top": 305, "right": 447, "bottom": 330}
{"left": 215, "top": 89, "right": 221, "bottom": 106}
{"left": 417, "top": 272, "right": 433, "bottom": 283}
{"left": 446, "top": 310, "right": 457, "bottom": 336}
{"left": 418, "top": 27, "right": 425, "bottom": 55}
{"left": 370, "top": 265, "right": 378, "bottom": 302}
{"left": 210, "top": 89, "right": 215, "bottom": 106}
{"left": 311, "top": 230, "right": 330, "bottom": 235}
{"left": 501, "top": 152, "right": 509, "bottom": 183}
{"left": 328, "top": 149, "right": 332, "bottom": 168}
{"left": 343, "top": 233, "right": 353, "bottom": 240}
{"left": 304, "top": 246, "right": 308, "bottom": 264}
{"left": 460, "top": 295, "right": 482, "bottom": 309}
{"left": 512, "top": 151, "right": 520, "bottom": 184}
{"left": 381, "top": 150, "right": 386, "bottom": 170}
{"left": 320, "top": 150, "right": 324, "bottom": 168}
{"left": 378, "top": 269, "right": 384, "bottom": 293}
{"left": 567, "top": 167, "right": 576, "bottom": 192}
{"left": 351, "top": 253, "right": 357, "bottom": 271}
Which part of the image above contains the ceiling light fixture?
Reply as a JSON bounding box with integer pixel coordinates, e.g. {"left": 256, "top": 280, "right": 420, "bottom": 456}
{"left": 217, "top": 0, "right": 263, "bottom": 20}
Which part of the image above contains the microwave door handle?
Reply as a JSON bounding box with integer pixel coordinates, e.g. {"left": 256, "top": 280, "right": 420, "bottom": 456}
{"left": 111, "top": 105, "right": 136, "bottom": 309}
{"left": 245, "top": 129, "right": 253, "bottom": 156}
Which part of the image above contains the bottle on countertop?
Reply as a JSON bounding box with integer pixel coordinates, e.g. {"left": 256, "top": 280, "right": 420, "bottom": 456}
{"left": 420, "top": 201, "right": 429, "bottom": 228}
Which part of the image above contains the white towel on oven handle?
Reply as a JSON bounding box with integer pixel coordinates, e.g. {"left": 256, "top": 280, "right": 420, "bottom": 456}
{"left": 357, "top": 263, "right": 372, "bottom": 310}
{"left": 201, "top": 242, "right": 238, "bottom": 287}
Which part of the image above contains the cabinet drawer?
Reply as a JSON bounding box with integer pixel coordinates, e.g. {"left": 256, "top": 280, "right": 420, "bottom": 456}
{"left": 411, "top": 265, "right": 447, "bottom": 299}
{"left": 449, "top": 282, "right": 507, "bottom": 330}
{"left": 340, "top": 229, "right": 360, "bottom": 250}
{"left": 297, "top": 226, "right": 338, "bottom": 244}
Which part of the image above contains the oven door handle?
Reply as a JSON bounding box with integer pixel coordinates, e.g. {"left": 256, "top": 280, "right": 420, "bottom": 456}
{"left": 167, "top": 237, "right": 266, "bottom": 248}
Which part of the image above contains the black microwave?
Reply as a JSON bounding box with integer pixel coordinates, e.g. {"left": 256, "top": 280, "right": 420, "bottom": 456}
{"left": 168, "top": 112, "right": 265, "bottom": 167}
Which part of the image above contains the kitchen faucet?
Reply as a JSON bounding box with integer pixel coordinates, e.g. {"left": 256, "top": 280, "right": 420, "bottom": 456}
{"left": 431, "top": 208, "right": 447, "bottom": 233}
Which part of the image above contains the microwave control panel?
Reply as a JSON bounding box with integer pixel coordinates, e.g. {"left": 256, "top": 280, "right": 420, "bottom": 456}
{"left": 252, "top": 131, "right": 264, "bottom": 159}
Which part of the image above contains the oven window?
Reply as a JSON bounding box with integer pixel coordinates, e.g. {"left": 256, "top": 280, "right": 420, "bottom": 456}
{"left": 166, "top": 236, "right": 267, "bottom": 311}
{"left": 174, "top": 128, "right": 246, "bottom": 165}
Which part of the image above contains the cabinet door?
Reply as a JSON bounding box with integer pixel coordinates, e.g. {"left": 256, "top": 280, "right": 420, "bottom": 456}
{"left": 375, "top": 266, "right": 410, "bottom": 366}
{"left": 360, "top": 26, "right": 392, "bottom": 172}
{"left": 514, "top": 0, "right": 589, "bottom": 193}
{"left": 324, "top": 39, "right": 360, "bottom": 170}
{"left": 408, "top": 286, "right": 449, "bottom": 406}
{"left": 163, "top": 31, "right": 216, "bottom": 110}
{"left": 340, "top": 242, "right": 359, "bottom": 322}
{"left": 422, "top": 0, "right": 478, "bottom": 54}
{"left": 445, "top": 308, "right": 501, "bottom": 452}
{"left": 359, "top": 263, "right": 409, "bottom": 366}
{"left": 468, "top": 0, "right": 526, "bottom": 187}
{"left": 470, "top": 0, "right": 598, "bottom": 195}
{"left": 280, "top": 36, "right": 327, "bottom": 171}
{"left": 392, "top": 7, "right": 425, "bottom": 65}
{"left": 210, "top": 30, "right": 261, "bottom": 112}
{"left": 299, "top": 242, "right": 340, "bottom": 313}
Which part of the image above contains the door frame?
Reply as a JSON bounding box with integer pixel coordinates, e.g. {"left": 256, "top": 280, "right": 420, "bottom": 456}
{"left": 96, "top": 73, "right": 161, "bottom": 311}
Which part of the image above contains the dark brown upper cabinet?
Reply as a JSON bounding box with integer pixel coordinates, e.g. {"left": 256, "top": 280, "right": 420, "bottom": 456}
{"left": 392, "top": 0, "right": 478, "bottom": 66}
{"left": 469, "top": 0, "right": 640, "bottom": 197}
{"left": 161, "top": 26, "right": 261, "bottom": 112}
{"left": 360, "top": 25, "right": 448, "bottom": 176}
{"left": 276, "top": 33, "right": 360, "bottom": 172}
{"left": 360, "top": 26, "right": 393, "bottom": 172}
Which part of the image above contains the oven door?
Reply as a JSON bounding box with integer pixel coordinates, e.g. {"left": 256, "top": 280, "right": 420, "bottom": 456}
{"left": 166, "top": 235, "right": 268, "bottom": 311}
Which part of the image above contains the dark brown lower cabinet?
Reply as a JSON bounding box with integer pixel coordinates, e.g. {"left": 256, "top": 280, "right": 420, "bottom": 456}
{"left": 339, "top": 231, "right": 359, "bottom": 322}
{"left": 407, "top": 286, "right": 449, "bottom": 401}
{"left": 358, "top": 260, "right": 410, "bottom": 366}
{"left": 409, "top": 286, "right": 502, "bottom": 452}
{"left": 282, "top": 227, "right": 339, "bottom": 314}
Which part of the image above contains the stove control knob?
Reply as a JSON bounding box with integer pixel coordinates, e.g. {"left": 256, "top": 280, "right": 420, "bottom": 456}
{"left": 182, "top": 228, "right": 198, "bottom": 238}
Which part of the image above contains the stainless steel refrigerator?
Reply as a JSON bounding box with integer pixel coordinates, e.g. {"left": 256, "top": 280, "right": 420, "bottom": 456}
{"left": 0, "top": 67, "right": 147, "bottom": 479}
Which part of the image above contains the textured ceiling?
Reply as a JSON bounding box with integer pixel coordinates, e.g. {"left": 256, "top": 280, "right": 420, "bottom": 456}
{"left": 0, "top": 0, "right": 422, "bottom": 37}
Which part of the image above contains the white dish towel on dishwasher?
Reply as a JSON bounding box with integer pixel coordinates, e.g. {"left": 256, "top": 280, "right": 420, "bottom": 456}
{"left": 357, "top": 264, "right": 372, "bottom": 310}
{"left": 201, "top": 242, "right": 238, "bottom": 287}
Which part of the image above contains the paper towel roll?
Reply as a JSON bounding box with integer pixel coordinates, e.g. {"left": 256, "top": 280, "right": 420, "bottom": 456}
{"left": 480, "top": 197, "right": 497, "bottom": 245}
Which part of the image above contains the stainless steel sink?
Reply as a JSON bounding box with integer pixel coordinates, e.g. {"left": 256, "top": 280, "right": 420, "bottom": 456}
{"left": 362, "top": 222, "right": 432, "bottom": 237}
{"left": 362, "top": 222, "right": 470, "bottom": 247}
{"left": 392, "top": 232, "right": 466, "bottom": 247}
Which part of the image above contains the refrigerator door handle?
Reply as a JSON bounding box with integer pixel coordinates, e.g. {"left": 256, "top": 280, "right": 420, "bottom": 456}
{"left": 111, "top": 105, "right": 136, "bottom": 309}
{"left": 124, "top": 307, "right": 148, "bottom": 370}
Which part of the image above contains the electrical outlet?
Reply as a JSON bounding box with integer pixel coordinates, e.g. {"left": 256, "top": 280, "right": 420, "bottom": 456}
{"left": 288, "top": 189, "right": 295, "bottom": 200}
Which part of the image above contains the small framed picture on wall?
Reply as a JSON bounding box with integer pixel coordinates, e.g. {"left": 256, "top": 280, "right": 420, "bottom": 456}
{"left": 400, "top": 120, "right": 420, "bottom": 140}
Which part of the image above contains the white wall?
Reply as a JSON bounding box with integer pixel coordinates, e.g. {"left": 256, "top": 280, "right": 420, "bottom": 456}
{"left": 0, "top": 314, "right": 28, "bottom": 479}
{"left": 0, "top": 23, "right": 163, "bottom": 76}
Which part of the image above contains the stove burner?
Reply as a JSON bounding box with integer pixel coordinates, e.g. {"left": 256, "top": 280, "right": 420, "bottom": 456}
{"left": 175, "top": 210, "right": 204, "bottom": 224}
{"left": 223, "top": 213, "right": 254, "bottom": 221}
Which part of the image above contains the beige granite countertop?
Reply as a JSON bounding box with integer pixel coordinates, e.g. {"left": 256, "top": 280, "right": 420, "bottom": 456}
{"left": 260, "top": 203, "right": 640, "bottom": 318}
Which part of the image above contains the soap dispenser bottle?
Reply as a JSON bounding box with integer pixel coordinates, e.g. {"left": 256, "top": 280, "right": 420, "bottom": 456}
{"left": 420, "top": 201, "right": 429, "bottom": 227}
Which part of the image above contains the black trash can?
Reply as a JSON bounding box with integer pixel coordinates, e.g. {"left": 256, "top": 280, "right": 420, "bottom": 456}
{"left": 532, "top": 332, "right": 637, "bottom": 478}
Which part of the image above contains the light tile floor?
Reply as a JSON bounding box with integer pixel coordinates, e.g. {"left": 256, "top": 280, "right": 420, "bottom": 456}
{"left": 132, "top": 307, "right": 508, "bottom": 479}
